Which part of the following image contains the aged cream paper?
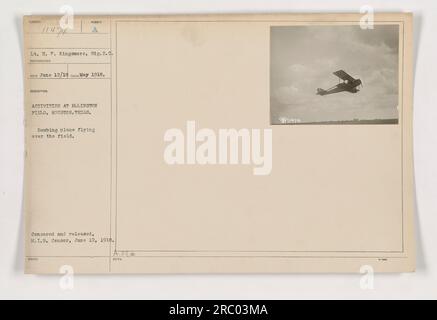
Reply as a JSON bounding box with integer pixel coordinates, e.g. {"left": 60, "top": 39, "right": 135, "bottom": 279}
{"left": 23, "top": 13, "right": 415, "bottom": 273}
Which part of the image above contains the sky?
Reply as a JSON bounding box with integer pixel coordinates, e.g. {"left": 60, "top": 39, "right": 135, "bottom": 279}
{"left": 270, "top": 25, "right": 399, "bottom": 123}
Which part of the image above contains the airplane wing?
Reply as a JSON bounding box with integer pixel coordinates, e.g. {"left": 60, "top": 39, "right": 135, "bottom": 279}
{"left": 333, "top": 70, "right": 355, "bottom": 82}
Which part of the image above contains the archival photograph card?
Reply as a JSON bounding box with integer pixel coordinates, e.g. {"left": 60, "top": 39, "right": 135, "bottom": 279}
{"left": 23, "top": 13, "right": 415, "bottom": 273}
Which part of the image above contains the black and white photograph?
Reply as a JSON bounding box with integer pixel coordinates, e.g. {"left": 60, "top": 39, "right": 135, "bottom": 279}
{"left": 270, "top": 25, "right": 400, "bottom": 125}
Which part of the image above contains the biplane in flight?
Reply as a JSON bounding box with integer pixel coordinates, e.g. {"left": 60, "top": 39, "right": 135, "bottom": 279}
{"left": 316, "top": 70, "right": 362, "bottom": 96}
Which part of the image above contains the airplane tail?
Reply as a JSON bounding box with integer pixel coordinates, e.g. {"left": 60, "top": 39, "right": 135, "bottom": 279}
{"left": 316, "top": 88, "right": 327, "bottom": 96}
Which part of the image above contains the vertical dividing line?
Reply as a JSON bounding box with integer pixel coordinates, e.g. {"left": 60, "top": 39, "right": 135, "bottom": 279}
{"left": 401, "top": 21, "right": 405, "bottom": 253}
{"left": 109, "top": 18, "right": 113, "bottom": 272}
{"left": 115, "top": 22, "right": 118, "bottom": 255}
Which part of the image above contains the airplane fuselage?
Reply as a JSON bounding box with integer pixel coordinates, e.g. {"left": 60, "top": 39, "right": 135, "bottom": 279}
{"left": 316, "top": 70, "right": 362, "bottom": 96}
